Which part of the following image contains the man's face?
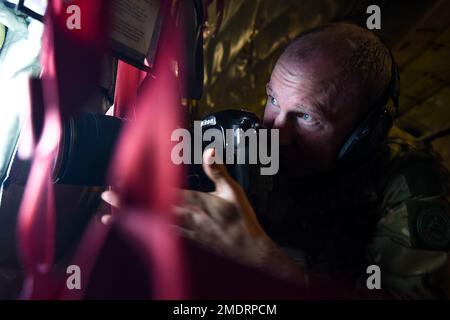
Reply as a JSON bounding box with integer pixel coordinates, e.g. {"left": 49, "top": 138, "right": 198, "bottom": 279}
{"left": 263, "top": 53, "right": 361, "bottom": 177}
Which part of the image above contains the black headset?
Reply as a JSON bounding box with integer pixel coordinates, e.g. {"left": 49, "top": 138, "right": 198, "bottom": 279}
{"left": 337, "top": 40, "right": 400, "bottom": 166}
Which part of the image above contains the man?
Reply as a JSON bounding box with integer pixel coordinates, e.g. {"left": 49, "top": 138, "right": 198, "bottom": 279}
{"left": 175, "top": 22, "right": 450, "bottom": 299}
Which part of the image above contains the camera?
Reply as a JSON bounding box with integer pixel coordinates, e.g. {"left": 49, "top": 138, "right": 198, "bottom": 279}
{"left": 52, "top": 110, "right": 271, "bottom": 197}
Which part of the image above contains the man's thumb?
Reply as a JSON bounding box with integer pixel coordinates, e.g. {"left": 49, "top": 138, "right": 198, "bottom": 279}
{"left": 202, "top": 148, "right": 237, "bottom": 198}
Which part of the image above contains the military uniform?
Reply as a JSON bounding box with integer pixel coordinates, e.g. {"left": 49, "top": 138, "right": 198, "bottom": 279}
{"left": 255, "top": 127, "right": 450, "bottom": 299}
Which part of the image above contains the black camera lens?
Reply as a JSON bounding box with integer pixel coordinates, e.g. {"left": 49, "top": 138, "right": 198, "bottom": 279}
{"left": 52, "top": 112, "right": 122, "bottom": 186}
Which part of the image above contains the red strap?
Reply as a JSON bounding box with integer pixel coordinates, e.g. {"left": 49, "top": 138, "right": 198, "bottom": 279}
{"left": 113, "top": 62, "right": 147, "bottom": 119}
{"left": 17, "top": 0, "right": 110, "bottom": 299}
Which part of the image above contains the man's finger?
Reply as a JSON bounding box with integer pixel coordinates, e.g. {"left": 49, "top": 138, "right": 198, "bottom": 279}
{"left": 173, "top": 205, "right": 196, "bottom": 229}
{"left": 101, "top": 190, "right": 120, "bottom": 208}
{"left": 100, "top": 214, "right": 113, "bottom": 225}
{"left": 173, "top": 205, "right": 211, "bottom": 230}
{"left": 202, "top": 148, "right": 238, "bottom": 200}
{"left": 168, "top": 224, "right": 197, "bottom": 241}
{"left": 178, "top": 190, "right": 240, "bottom": 224}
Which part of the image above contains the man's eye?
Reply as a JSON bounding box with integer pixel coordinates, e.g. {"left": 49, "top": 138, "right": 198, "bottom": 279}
{"left": 268, "top": 95, "right": 278, "bottom": 106}
{"left": 298, "top": 113, "right": 313, "bottom": 122}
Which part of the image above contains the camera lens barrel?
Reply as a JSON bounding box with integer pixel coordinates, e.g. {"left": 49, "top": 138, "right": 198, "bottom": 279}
{"left": 52, "top": 112, "right": 122, "bottom": 186}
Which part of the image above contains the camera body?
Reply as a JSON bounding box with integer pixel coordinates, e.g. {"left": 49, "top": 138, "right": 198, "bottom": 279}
{"left": 186, "top": 109, "right": 265, "bottom": 193}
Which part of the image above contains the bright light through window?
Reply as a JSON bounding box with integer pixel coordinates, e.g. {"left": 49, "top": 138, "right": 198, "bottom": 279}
{"left": 0, "top": 23, "right": 5, "bottom": 52}
{"left": 23, "top": 0, "right": 48, "bottom": 16}
{"left": 0, "top": 2, "right": 43, "bottom": 203}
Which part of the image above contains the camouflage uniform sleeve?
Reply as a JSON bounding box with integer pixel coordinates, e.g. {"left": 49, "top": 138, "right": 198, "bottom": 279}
{"left": 366, "top": 155, "right": 450, "bottom": 299}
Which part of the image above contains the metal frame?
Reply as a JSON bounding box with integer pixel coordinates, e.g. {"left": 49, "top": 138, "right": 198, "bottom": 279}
{"left": 17, "top": 0, "right": 45, "bottom": 22}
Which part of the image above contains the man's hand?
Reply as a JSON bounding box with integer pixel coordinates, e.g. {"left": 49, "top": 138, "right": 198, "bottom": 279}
{"left": 174, "top": 149, "right": 308, "bottom": 285}
{"left": 101, "top": 148, "right": 308, "bottom": 285}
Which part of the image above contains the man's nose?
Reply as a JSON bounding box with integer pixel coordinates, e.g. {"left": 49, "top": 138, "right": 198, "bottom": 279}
{"left": 272, "top": 112, "right": 294, "bottom": 145}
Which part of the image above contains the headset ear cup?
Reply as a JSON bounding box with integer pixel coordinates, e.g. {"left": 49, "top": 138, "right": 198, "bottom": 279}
{"left": 337, "top": 111, "right": 372, "bottom": 164}
{"left": 338, "top": 106, "right": 393, "bottom": 165}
